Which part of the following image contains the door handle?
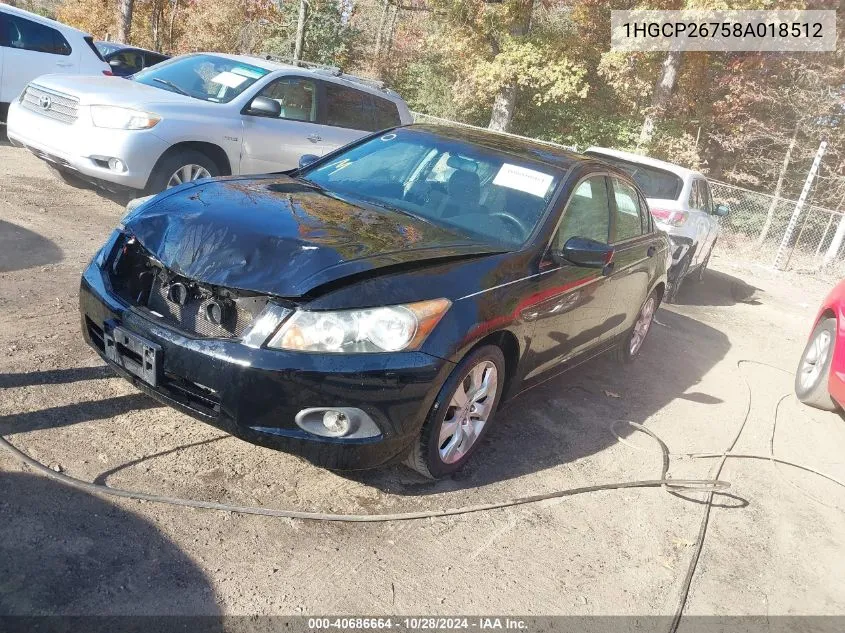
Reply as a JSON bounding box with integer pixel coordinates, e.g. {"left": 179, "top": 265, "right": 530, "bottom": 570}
{"left": 307, "top": 134, "right": 322, "bottom": 143}
{"left": 647, "top": 245, "right": 657, "bottom": 257}
{"left": 56, "top": 62, "right": 73, "bottom": 67}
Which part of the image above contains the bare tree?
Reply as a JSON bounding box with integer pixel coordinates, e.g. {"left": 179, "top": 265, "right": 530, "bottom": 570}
{"left": 488, "top": 0, "right": 533, "bottom": 132}
{"left": 637, "top": 50, "right": 682, "bottom": 148}
{"left": 116, "top": 0, "right": 134, "bottom": 43}
{"left": 293, "top": 0, "right": 308, "bottom": 60}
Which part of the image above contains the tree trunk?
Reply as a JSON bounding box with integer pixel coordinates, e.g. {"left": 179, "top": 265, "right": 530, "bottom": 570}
{"left": 373, "top": 0, "right": 390, "bottom": 61}
{"left": 756, "top": 124, "right": 798, "bottom": 246}
{"left": 168, "top": 0, "right": 179, "bottom": 52}
{"left": 384, "top": 4, "right": 399, "bottom": 56}
{"left": 638, "top": 50, "right": 683, "bottom": 147}
{"left": 487, "top": 0, "right": 533, "bottom": 132}
{"left": 293, "top": 0, "right": 308, "bottom": 61}
{"left": 116, "top": 0, "right": 134, "bottom": 44}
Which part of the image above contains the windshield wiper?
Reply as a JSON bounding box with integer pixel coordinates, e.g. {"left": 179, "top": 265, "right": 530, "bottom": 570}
{"left": 152, "top": 78, "right": 190, "bottom": 96}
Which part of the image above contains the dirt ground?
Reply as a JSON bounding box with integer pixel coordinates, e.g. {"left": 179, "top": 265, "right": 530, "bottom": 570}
{"left": 1, "top": 135, "right": 844, "bottom": 623}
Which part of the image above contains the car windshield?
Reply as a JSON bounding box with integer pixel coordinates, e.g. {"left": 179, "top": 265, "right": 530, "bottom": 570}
{"left": 132, "top": 54, "right": 270, "bottom": 103}
{"left": 300, "top": 129, "right": 562, "bottom": 248}
{"left": 585, "top": 152, "right": 683, "bottom": 200}
{"left": 95, "top": 42, "right": 121, "bottom": 56}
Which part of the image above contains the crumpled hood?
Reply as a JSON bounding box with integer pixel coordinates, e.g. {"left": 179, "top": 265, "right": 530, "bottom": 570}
{"left": 123, "top": 175, "right": 502, "bottom": 298}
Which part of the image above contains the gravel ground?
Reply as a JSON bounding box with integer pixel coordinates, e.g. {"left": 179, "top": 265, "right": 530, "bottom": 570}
{"left": 0, "top": 137, "right": 843, "bottom": 621}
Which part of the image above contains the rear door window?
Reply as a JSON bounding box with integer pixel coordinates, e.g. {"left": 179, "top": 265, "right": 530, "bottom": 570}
{"left": 689, "top": 180, "right": 705, "bottom": 211}
{"left": 4, "top": 14, "right": 70, "bottom": 55}
{"left": 611, "top": 177, "right": 645, "bottom": 242}
{"left": 324, "top": 83, "right": 374, "bottom": 130}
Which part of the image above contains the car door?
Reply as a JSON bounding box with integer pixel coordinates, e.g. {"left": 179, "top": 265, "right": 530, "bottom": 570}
{"left": 0, "top": 12, "right": 77, "bottom": 103}
{"left": 239, "top": 76, "right": 328, "bottom": 173}
{"left": 522, "top": 175, "right": 618, "bottom": 380}
{"left": 315, "top": 80, "right": 378, "bottom": 152}
{"left": 687, "top": 178, "right": 714, "bottom": 266}
{"left": 605, "top": 177, "right": 662, "bottom": 336}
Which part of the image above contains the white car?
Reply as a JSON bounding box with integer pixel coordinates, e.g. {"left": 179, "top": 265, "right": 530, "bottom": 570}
{"left": 584, "top": 147, "right": 729, "bottom": 302}
{"left": 6, "top": 52, "right": 413, "bottom": 195}
{"left": 0, "top": 4, "right": 110, "bottom": 123}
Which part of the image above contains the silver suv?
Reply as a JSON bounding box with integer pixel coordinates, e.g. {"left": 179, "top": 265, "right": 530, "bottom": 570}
{"left": 584, "top": 147, "right": 729, "bottom": 302}
{"left": 7, "top": 53, "right": 412, "bottom": 194}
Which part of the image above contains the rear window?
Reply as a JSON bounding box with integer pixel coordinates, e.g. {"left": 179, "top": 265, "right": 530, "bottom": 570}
{"left": 90, "top": 39, "right": 111, "bottom": 60}
{"left": 373, "top": 97, "right": 401, "bottom": 129}
{"left": 585, "top": 151, "right": 683, "bottom": 201}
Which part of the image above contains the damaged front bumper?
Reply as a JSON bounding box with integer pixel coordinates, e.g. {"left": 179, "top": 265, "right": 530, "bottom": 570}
{"left": 79, "top": 259, "right": 454, "bottom": 470}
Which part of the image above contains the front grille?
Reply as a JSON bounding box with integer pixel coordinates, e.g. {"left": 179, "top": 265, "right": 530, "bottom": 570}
{"left": 107, "top": 237, "right": 269, "bottom": 340}
{"left": 21, "top": 85, "right": 79, "bottom": 124}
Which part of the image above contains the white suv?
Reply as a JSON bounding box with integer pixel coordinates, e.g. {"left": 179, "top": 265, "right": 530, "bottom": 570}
{"left": 585, "top": 147, "right": 729, "bottom": 302}
{"left": 0, "top": 5, "right": 110, "bottom": 123}
{"left": 7, "top": 52, "right": 413, "bottom": 194}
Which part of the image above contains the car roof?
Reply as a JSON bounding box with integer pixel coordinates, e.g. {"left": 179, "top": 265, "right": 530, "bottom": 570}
{"left": 96, "top": 41, "right": 168, "bottom": 56}
{"left": 584, "top": 146, "right": 704, "bottom": 181}
{"left": 197, "top": 53, "right": 405, "bottom": 102}
{"left": 406, "top": 124, "right": 617, "bottom": 175}
{"left": 0, "top": 4, "right": 91, "bottom": 36}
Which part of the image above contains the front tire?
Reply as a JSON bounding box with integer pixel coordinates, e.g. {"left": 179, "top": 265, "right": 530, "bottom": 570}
{"left": 405, "top": 345, "right": 505, "bottom": 478}
{"left": 795, "top": 317, "right": 838, "bottom": 411}
{"left": 145, "top": 149, "right": 220, "bottom": 195}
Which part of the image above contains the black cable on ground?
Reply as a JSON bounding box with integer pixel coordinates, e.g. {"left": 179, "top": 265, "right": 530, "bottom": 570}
{"left": 0, "top": 421, "right": 726, "bottom": 523}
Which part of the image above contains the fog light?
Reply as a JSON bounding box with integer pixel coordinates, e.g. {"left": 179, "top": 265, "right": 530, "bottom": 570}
{"left": 108, "top": 158, "right": 127, "bottom": 173}
{"left": 322, "top": 410, "right": 350, "bottom": 436}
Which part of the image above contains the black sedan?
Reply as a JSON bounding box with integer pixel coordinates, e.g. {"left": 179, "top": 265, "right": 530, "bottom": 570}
{"left": 80, "top": 125, "right": 669, "bottom": 477}
{"left": 95, "top": 42, "right": 170, "bottom": 77}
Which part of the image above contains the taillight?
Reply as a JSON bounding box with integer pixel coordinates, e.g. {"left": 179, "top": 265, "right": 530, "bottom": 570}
{"left": 650, "top": 208, "right": 688, "bottom": 227}
{"left": 102, "top": 70, "right": 114, "bottom": 76}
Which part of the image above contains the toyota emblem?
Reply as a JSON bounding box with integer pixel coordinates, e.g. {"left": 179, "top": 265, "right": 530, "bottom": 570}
{"left": 38, "top": 95, "right": 52, "bottom": 110}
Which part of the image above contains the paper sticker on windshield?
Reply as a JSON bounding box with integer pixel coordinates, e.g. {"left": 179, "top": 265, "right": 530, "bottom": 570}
{"left": 493, "top": 164, "right": 554, "bottom": 197}
{"left": 231, "top": 66, "right": 266, "bottom": 79}
{"left": 211, "top": 71, "right": 248, "bottom": 89}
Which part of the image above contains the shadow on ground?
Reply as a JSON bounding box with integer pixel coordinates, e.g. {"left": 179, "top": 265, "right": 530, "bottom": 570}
{"left": 673, "top": 268, "right": 761, "bottom": 307}
{"left": 0, "top": 471, "right": 220, "bottom": 617}
{"left": 0, "top": 220, "right": 63, "bottom": 273}
{"left": 352, "top": 306, "right": 731, "bottom": 493}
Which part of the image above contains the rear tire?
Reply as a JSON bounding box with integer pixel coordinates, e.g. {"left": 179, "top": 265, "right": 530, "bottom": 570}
{"left": 145, "top": 149, "right": 220, "bottom": 195}
{"left": 795, "top": 317, "right": 838, "bottom": 411}
{"left": 405, "top": 345, "right": 505, "bottom": 478}
{"left": 613, "top": 290, "right": 660, "bottom": 364}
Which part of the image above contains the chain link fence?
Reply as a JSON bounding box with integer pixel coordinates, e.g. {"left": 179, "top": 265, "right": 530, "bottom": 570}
{"left": 709, "top": 181, "right": 845, "bottom": 276}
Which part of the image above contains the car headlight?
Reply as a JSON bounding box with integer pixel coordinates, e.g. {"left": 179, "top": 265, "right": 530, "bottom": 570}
{"left": 266, "top": 299, "right": 451, "bottom": 353}
{"left": 90, "top": 105, "right": 160, "bottom": 130}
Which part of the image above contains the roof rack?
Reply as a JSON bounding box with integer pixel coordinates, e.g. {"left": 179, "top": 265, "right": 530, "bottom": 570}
{"left": 258, "top": 54, "right": 389, "bottom": 93}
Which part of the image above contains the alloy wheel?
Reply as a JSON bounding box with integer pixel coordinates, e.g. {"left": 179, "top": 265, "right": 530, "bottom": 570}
{"left": 630, "top": 297, "right": 656, "bottom": 355}
{"left": 800, "top": 329, "right": 832, "bottom": 391}
{"left": 167, "top": 164, "right": 212, "bottom": 188}
{"left": 438, "top": 360, "right": 498, "bottom": 464}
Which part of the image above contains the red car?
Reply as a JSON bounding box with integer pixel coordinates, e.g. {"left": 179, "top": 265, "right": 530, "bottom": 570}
{"left": 797, "top": 279, "right": 845, "bottom": 410}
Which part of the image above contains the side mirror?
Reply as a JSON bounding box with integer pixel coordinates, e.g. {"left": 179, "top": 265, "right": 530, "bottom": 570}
{"left": 299, "top": 154, "right": 319, "bottom": 169}
{"left": 554, "top": 236, "right": 615, "bottom": 269}
{"left": 714, "top": 203, "right": 730, "bottom": 217}
{"left": 247, "top": 96, "right": 281, "bottom": 118}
